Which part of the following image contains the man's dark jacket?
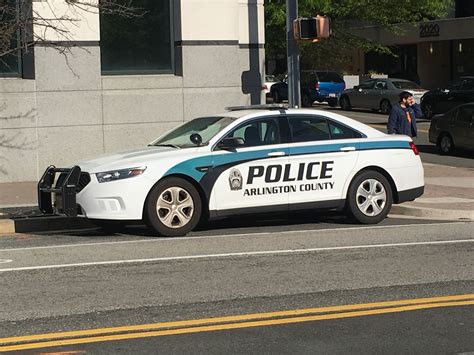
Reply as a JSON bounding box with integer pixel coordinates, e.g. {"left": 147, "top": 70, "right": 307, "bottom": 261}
{"left": 387, "top": 103, "right": 423, "bottom": 137}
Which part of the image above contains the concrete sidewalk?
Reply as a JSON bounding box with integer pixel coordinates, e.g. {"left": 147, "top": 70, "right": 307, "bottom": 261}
{"left": 0, "top": 162, "right": 473, "bottom": 234}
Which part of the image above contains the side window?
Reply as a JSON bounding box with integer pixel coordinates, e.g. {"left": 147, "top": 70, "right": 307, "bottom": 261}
{"left": 457, "top": 106, "right": 474, "bottom": 124}
{"left": 375, "top": 81, "right": 387, "bottom": 90}
{"left": 226, "top": 118, "right": 280, "bottom": 147}
{"left": 360, "top": 80, "right": 375, "bottom": 90}
{"left": 328, "top": 120, "right": 363, "bottom": 139}
{"left": 289, "top": 116, "right": 330, "bottom": 143}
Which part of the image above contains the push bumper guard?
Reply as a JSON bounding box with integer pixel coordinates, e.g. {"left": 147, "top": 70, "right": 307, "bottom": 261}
{"left": 38, "top": 165, "right": 82, "bottom": 217}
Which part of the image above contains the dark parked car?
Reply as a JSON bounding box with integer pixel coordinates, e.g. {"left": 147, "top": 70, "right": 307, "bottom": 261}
{"left": 429, "top": 103, "right": 474, "bottom": 154}
{"left": 270, "top": 70, "right": 345, "bottom": 107}
{"left": 421, "top": 76, "right": 474, "bottom": 119}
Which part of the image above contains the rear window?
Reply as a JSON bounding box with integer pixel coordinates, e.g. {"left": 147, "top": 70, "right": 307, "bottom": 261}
{"left": 392, "top": 81, "right": 420, "bottom": 90}
{"left": 316, "top": 72, "right": 344, "bottom": 83}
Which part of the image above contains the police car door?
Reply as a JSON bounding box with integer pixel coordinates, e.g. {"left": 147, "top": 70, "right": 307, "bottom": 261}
{"left": 287, "top": 115, "right": 360, "bottom": 209}
{"left": 210, "top": 116, "right": 290, "bottom": 215}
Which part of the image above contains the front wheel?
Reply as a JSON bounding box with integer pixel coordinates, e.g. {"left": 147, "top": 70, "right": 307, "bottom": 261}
{"left": 438, "top": 134, "right": 454, "bottom": 155}
{"left": 340, "top": 96, "right": 352, "bottom": 111}
{"left": 346, "top": 171, "right": 393, "bottom": 224}
{"left": 301, "top": 93, "right": 313, "bottom": 107}
{"left": 145, "top": 177, "right": 202, "bottom": 237}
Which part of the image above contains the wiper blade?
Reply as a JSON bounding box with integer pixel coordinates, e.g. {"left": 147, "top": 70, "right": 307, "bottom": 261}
{"left": 148, "top": 144, "right": 181, "bottom": 149}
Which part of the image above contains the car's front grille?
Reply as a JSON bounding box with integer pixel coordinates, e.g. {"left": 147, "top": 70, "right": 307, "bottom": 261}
{"left": 54, "top": 171, "right": 90, "bottom": 193}
{"left": 77, "top": 173, "right": 91, "bottom": 193}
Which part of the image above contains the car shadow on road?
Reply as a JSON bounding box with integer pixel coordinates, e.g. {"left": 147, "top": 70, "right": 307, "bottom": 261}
{"left": 417, "top": 144, "right": 474, "bottom": 159}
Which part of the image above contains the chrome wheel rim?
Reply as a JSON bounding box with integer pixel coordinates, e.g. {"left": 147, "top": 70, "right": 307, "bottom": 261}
{"left": 156, "top": 187, "right": 194, "bottom": 228}
{"left": 356, "top": 179, "right": 387, "bottom": 217}
{"left": 425, "top": 103, "right": 433, "bottom": 118}
{"left": 440, "top": 136, "right": 451, "bottom": 152}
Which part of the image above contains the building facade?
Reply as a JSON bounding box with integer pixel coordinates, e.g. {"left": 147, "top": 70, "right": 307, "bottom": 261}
{"left": 0, "top": 0, "right": 265, "bottom": 187}
{"left": 352, "top": 1, "right": 474, "bottom": 89}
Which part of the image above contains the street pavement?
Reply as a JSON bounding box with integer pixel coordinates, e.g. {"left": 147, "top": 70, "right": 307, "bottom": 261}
{"left": 0, "top": 219, "right": 472, "bottom": 353}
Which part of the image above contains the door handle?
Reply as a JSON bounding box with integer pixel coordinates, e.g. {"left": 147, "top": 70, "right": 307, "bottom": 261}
{"left": 340, "top": 146, "right": 356, "bottom": 152}
{"left": 267, "top": 151, "right": 286, "bottom": 157}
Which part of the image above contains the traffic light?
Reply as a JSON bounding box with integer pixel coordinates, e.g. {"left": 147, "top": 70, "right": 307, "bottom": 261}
{"left": 293, "top": 15, "right": 330, "bottom": 42}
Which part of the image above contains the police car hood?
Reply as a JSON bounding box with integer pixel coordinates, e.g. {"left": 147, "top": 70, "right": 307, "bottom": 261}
{"left": 77, "top": 146, "right": 186, "bottom": 173}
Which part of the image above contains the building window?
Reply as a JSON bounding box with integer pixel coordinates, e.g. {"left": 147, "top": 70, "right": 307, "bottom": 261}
{"left": 100, "top": 0, "right": 174, "bottom": 75}
{"left": 0, "top": 0, "right": 21, "bottom": 77}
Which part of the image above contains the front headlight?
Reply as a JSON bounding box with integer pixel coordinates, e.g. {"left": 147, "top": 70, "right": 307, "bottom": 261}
{"left": 96, "top": 167, "right": 146, "bottom": 183}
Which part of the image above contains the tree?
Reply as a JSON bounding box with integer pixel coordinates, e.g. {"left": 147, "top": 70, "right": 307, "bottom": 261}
{"left": 0, "top": 0, "right": 142, "bottom": 66}
{"left": 265, "top": 0, "right": 454, "bottom": 72}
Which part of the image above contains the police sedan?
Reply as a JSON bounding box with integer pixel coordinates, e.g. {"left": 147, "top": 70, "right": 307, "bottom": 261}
{"left": 38, "top": 105, "right": 424, "bottom": 237}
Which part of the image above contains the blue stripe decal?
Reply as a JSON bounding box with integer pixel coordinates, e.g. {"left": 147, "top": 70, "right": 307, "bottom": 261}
{"left": 163, "top": 140, "right": 410, "bottom": 181}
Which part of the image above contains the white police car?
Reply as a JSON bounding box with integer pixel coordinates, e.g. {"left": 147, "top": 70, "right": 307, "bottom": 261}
{"left": 38, "top": 105, "right": 424, "bottom": 237}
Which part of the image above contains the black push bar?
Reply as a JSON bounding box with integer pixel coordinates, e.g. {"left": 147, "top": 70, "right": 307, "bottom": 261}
{"left": 38, "top": 165, "right": 82, "bottom": 217}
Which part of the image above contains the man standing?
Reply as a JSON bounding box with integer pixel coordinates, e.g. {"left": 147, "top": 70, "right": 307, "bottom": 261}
{"left": 387, "top": 91, "right": 423, "bottom": 138}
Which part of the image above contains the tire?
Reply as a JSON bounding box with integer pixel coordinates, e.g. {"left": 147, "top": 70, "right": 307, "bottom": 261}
{"left": 327, "top": 98, "right": 338, "bottom": 107}
{"left": 301, "top": 94, "right": 313, "bottom": 107}
{"left": 340, "top": 95, "right": 352, "bottom": 111}
{"left": 272, "top": 90, "right": 282, "bottom": 103}
{"left": 423, "top": 101, "right": 435, "bottom": 119}
{"left": 437, "top": 133, "right": 454, "bottom": 155}
{"left": 346, "top": 170, "right": 393, "bottom": 224}
{"left": 145, "top": 177, "right": 202, "bottom": 237}
{"left": 380, "top": 99, "right": 392, "bottom": 115}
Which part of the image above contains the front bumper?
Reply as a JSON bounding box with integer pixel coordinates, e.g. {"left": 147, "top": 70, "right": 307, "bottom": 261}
{"left": 38, "top": 166, "right": 89, "bottom": 217}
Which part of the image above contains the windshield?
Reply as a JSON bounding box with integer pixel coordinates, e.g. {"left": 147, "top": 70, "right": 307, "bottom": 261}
{"left": 150, "top": 116, "right": 237, "bottom": 148}
{"left": 392, "top": 81, "right": 421, "bottom": 90}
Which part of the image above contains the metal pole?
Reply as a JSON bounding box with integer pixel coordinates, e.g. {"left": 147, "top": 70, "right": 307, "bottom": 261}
{"left": 286, "top": 0, "right": 301, "bottom": 108}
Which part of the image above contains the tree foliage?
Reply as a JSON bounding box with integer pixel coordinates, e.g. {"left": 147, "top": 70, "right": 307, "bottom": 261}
{"left": 265, "top": 0, "right": 453, "bottom": 71}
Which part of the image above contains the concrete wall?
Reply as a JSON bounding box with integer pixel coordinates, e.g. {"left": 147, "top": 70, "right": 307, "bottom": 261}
{"left": 0, "top": 0, "right": 265, "bottom": 185}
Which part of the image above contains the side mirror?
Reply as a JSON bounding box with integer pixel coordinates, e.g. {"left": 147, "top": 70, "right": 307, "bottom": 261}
{"left": 217, "top": 137, "right": 245, "bottom": 150}
{"left": 190, "top": 133, "right": 202, "bottom": 146}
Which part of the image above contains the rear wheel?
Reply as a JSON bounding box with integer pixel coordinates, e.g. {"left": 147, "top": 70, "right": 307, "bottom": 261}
{"left": 340, "top": 96, "right": 352, "bottom": 111}
{"left": 301, "top": 93, "right": 313, "bottom": 107}
{"left": 380, "top": 99, "right": 392, "bottom": 115}
{"left": 145, "top": 177, "right": 202, "bottom": 237}
{"left": 346, "top": 170, "right": 393, "bottom": 224}
{"left": 438, "top": 133, "right": 454, "bottom": 154}
{"left": 272, "top": 90, "right": 282, "bottom": 103}
{"left": 423, "top": 101, "right": 435, "bottom": 119}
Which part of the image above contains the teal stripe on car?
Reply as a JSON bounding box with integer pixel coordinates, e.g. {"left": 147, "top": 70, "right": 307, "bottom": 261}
{"left": 163, "top": 140, "right": 410, "bottom": 181}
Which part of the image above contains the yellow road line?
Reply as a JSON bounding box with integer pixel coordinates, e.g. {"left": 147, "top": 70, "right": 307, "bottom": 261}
{"left": 1, "top": 294, "right": 473, "bottom": 345}
{"left": 0, "top": 294, "right": 473, "bottom": 350}
{"left": 1, "top": 300, "right": 472, "bottom": 352}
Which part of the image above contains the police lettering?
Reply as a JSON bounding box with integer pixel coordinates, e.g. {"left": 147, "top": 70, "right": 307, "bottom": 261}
{"left": 247, "top": 161, "right": 334, "bottom": 184}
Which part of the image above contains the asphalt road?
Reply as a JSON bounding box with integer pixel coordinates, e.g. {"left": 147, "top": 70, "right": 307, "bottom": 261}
{"left": 0, "top": 217, "right": 473, "bottom": 353}
{"left": 316, "top": 105, "right": 474, "bottom": 168}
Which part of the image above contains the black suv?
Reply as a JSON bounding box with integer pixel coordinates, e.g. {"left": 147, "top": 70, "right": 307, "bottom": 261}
{"left": 270, "top": 70, "right": 345, "bottom": 107}
{"left": 421, "top": 76, "right": 474, "bottom": 119}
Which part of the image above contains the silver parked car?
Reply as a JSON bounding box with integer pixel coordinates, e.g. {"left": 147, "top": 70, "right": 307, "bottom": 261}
{"left": 340, "top": 78, "right": 428, "bottom": 114}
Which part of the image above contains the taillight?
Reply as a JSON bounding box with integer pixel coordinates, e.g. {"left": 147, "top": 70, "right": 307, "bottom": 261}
{"left": 315, "top": 81, "right": 320, "bottom": 91}
{"left": 409, "top": 141, "right": 419, "bottom": 155}
{"left": 262, "top": 85, "right": 267, "bottom": 91}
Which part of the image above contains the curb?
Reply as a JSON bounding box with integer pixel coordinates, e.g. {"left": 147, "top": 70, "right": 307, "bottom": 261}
{"left": 0, "top": 219, "right": 15, "bottom": 235}
{"left": 391, "top": 204, "right": 473, "bottom": 221}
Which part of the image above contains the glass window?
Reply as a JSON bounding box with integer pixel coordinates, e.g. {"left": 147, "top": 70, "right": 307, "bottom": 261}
{"left": 392, "top": 81, "right": 421, "bottom": 89}
{"left": 100, "top": 0, "right": 173, "bottom": 74}
{"left": 359, "top": 80, "right": 375, "bottom": 90}
{"left": 150, "top": 116, "right": 236, "bottom": 148}
{"left": 317, "top": 71, "right": 344, "bottom": 83}
{"left": 226, "top": 118, "right": 280, "bottom": 148}
{"left": 289, "top": 116, "right": 330, "bottom": 143}
{"left": 0, "top": 0, "right": 20, "bottom": 77}
{"left": 328, "top": 120, "right": 363, "bottom": 139}
{"left": 374, "top": 81, "right": 387, "bottom": 90}
{"left": 457, "top": 106, "right": 474, "bottom": 124}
